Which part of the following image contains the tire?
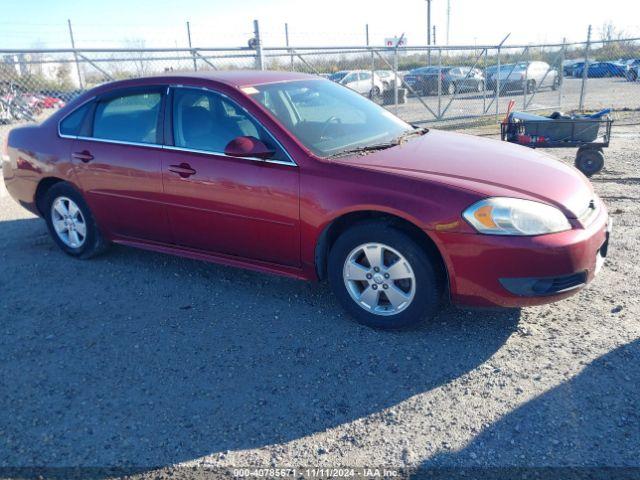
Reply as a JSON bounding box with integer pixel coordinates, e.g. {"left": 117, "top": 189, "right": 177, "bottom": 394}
{"left": 446, "top": 82, "right": 456, "bottom": 95}
{"left": 525, "top": 80, "right": 536, "bottom": 94}
{"left": 476, "top": 80, "right": 485, "bottom": 92}
{"left": 575, "top": 148, "right": 605, "bottom": 177}
{"left": 551, "top": 77, "right": 559, "bottom": 91}
{"left": 328, "top": 222, "right": 442, "bottom": 329}
{"left": 369, "top": 86, "right": 381, "bottom": 99}
{"left": 43, "top": 182, "right": 108, "bottom": 259}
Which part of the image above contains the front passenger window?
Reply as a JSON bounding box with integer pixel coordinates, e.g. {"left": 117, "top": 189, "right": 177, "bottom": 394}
{"left": 172, "top": 88, "right": 286, "bottom": 161}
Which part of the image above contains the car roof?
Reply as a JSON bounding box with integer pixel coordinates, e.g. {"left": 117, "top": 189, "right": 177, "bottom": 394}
{"left": 99, "top": 70, "right": 320, "bottom": 91}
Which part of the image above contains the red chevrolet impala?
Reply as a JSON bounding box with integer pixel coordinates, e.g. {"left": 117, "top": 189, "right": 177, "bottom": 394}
{"left": 2, "top": 71, "right": 611, "bottom": 329}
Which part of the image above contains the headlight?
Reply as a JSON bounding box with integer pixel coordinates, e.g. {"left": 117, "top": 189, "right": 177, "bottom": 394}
{"left": 463, "top": 197, "right": 571, "bottom": 236}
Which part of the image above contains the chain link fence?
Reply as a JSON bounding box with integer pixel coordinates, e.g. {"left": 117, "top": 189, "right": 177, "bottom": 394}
{"left": 2, "top": 36, "right": 639, "bottom": 146}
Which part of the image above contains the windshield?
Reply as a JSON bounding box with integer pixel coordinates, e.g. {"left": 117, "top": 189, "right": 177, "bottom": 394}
{"left": 248, "top": 79, "right": 412, "bottom": 157}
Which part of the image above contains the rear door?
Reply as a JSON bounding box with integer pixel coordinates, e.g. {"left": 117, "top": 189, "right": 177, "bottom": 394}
{"left": 70, "top": 86, "right": 171, "bottom": 243}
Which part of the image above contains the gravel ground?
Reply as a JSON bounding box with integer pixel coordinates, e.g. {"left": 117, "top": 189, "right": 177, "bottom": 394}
{"left": 0, "top": 115, "right": 639, "bottom": 479}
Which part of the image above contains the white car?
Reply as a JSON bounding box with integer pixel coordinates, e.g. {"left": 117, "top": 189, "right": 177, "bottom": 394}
{"left": 328, "top": 70, "right": 386, "bottom": 97}
{"left": 493, "top": 61, "right": 559, "bottom": 93}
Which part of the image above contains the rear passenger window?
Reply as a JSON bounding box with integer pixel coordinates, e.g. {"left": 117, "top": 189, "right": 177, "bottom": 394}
{"left": 59, "top": 103, "right": 91, "bottom": 136}
{"left": 93, "top": 92, "right": 161, "bottom": 144}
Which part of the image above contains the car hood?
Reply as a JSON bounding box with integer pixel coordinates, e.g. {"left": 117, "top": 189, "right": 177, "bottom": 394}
{"left": 337, "top": 129, "right": 594, "bottom": 218}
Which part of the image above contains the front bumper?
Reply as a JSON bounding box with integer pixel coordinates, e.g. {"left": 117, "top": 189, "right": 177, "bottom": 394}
{"left": 432, "top": 204, "right": 610, "bottom": 308}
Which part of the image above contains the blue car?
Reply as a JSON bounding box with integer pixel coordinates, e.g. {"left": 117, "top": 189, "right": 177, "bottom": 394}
{"left": 573, "top": 61, "right": 627, "bottom": 78}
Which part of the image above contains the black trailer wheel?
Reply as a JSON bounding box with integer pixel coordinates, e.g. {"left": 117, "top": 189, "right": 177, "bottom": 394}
{"left": 575, "top": 148, "right": 605, "bottom": 177}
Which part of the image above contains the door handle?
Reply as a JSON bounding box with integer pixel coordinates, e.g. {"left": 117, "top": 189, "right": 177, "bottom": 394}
{"left": 168, "top": 163, "right": 196, "bottom": 178}
{"left": 72, "top": 150, "right": 94, "bottom": 162}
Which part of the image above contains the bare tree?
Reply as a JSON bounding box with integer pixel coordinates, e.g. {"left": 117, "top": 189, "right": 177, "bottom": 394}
{"left": 123, "top": 38, "right": 150, "bottom": 76}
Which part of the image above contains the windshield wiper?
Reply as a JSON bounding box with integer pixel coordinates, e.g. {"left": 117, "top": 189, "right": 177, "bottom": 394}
{"left": 328, "top": 142, "right": 398, "bottom": 158}
{"left": 396, "top": 126, "right": 429, "bottom": 144}
{"left": 328, "top": 127, "right": 429, "bottom": 159}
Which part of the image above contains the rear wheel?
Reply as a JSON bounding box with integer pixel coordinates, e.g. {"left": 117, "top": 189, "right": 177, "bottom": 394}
{"left": 44, "top": 182, "right": 108, "bottom": 258}
{"left": 525, "top": 79, "right": 536, "bottom": 94}
{"left": 328, "top": 222, "right": 442, "bottom": 329}
{"left": 575, "top": 148, "right": 605, "bottom": 177}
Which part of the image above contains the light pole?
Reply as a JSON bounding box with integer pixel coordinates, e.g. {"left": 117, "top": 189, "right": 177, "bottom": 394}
{"left": 446, "top": 0, "right": 450, "bottom": 45}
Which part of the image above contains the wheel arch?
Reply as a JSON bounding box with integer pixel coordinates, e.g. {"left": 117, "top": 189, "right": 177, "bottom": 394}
{"left": 34, "top": 176, "right": 67, "bottom": 216}
{"left": 314, "top": 209, "right": 449, "bottom": 292}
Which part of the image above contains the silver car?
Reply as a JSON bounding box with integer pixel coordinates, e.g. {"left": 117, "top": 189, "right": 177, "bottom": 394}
{"left": 493, "top": 61, "right": 559, "bottom": 93}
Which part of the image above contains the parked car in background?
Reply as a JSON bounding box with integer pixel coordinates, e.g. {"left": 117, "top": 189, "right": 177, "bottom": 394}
{"left": 403, "top": 66, "right": 485, "bottom": 96}
{"left": 328, "top": 70, "right": 385, "bottom": 97}
{"left": 374, "top": 70, "right": 398, "bottom": 91}
{"left": 40, "top": 95, "right": 66, "bottom": 109}
{"left": 562, "top": 59, "right": 580, "bottom": 76}
{"left": 570, "top": 61, "right": 586, "bottom": 77}
{"left": 2, "top": 71, "right": 610, "bottom": 329}
{"left": 573, "top": 61, "right": 627, "bottom": 78}
{"left": 492, "top": 61, "right": 559, "bottom": 93}
{"left": 624, "top": 59, "right": 640, "bottom": 81}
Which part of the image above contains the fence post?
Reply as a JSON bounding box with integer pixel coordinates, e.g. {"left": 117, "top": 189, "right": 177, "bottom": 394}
{"left": 559, "top": 37, "right": 566, "bottom": 110}
{"left": 253, "top": 19, "right": 264, "bottom": 71}
{"left": 578, "top": 25, "right": 591, "bottom": 111}
{"left": 186, "top": 21, "right": 197, "bottom": 71}
{"left": 67, "top": 19, "right": 83, "bottom": 89}
{"left": 393, "top": 45, "right": 399, "bottom": 114}
{"left": 437, "top": 48, "right": 442, "bottom": 119}
{"left": 495, "top": 47, "right": 500, "bottom": 121}
{"left": 522, "top": 47, "right": 529, "bottom": 110}
{"left": 482, "top": 48, "right": 487, "bottom": 114}
{"left": 367, "top": 24, "right": 375, "bottom": 100}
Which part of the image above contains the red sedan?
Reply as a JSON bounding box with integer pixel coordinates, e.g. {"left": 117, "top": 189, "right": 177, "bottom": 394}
{"left": 1, "top": 71, "right": 611, "bottom": 329}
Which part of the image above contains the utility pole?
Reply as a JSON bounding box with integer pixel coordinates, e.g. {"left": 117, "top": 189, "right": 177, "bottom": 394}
{"left": 446, "top": 0, "right": 450, "bottom": 45}
{"left": 285, "top": 22, "right": 293, "bottom": 70}
{"left": 579, "top": 24, "right": 592, "bottom": 111}
{"left": 426, "top": 0, "right": 432, "bottom": 66}
{"left": 67, "top": 19, "right": 83, "bottom": 89}
{"left": 253, "top": 19, "right": 264, "bottom": 70}
{"left": 186, "top": 21, "right": 197, "bottom": 71}
{"left": 426, "top": 0, "right": 432, "bottom": 45}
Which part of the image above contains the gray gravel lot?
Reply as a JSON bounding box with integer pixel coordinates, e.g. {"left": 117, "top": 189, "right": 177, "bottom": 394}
{"left": 0, "top": 115, "right": 639, "bottom": 479}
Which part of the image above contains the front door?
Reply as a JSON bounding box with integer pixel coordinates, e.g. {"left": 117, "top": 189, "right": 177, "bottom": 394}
{"left": 161, "top": 87, "right": 300, "bottom": 267}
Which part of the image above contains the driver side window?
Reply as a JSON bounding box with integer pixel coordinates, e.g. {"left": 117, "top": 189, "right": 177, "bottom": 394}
{"left": 172, "top": 88, "right": 285, "bottom": 161}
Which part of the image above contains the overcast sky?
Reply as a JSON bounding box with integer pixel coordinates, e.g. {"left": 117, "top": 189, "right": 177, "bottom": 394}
{"left": 1, "top": 0, "right": 638, "bottom": 50}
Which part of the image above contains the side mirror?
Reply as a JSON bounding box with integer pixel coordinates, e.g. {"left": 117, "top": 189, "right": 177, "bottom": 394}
{"left": 224, "top": 136, "right": 275, "bottom": 160}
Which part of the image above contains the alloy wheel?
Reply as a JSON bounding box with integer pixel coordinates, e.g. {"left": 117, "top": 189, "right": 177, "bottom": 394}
{"left": 51, "top": 196, "right": 87, "bottom": 248}
{"left": 342, "top": 242, "right": 416, "bottom": 316}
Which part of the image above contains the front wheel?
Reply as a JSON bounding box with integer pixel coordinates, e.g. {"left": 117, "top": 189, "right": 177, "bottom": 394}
{"left": 44, "top": 182, "right": 108, "bottom": 258}
{"left": 328, "top": 222, "right": 442, "bottom": 329}
{"left": 446, "top": 82, "right": 456, "bottom": 95}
